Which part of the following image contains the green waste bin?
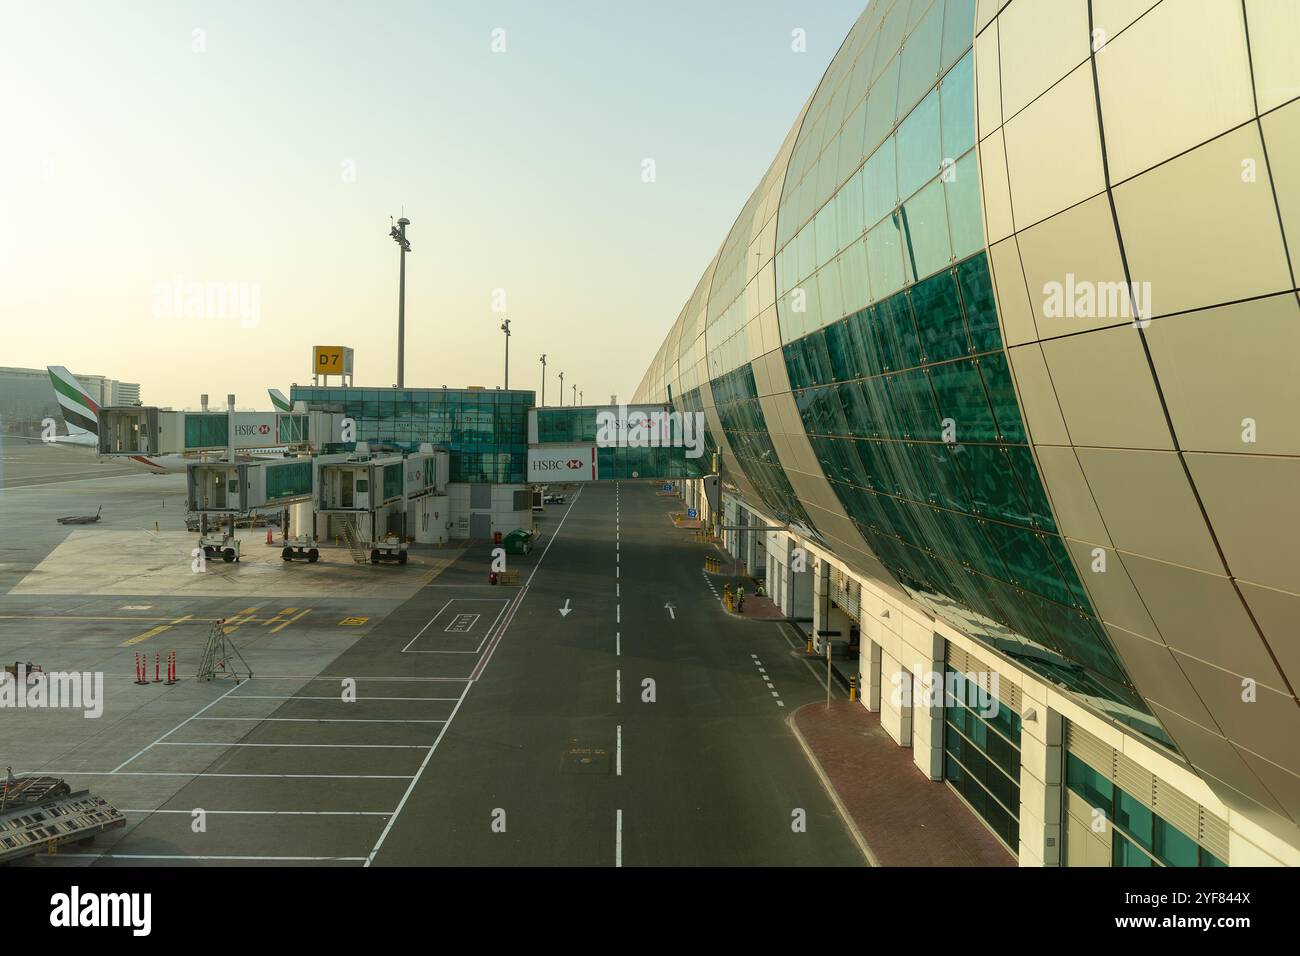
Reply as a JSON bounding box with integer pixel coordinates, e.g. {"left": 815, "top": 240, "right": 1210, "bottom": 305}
{"left": 503, "top": 529, "right": 534, "bottom": 555}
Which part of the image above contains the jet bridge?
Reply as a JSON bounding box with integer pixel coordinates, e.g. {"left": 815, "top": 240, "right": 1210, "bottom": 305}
{"left": 186, "top": 457, "right": 316, "bottom": 562}
{"left": 98, "top": 404, "right": 346, "bottom": 458}
{"left": 315, "top": 445, "right": 448, "bottom": 563}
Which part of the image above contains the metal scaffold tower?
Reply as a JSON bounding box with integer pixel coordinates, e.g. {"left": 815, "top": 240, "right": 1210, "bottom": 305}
{"left": 196, "top": 618, "right": 253, "bottom": 683}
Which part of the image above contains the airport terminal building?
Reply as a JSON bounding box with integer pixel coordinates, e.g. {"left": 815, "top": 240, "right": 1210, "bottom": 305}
{"left": 0, "top": 366, "right": 141, "bottom": 437}
{"left": 634, "top": 0, "right": 1300, "bottom": 865}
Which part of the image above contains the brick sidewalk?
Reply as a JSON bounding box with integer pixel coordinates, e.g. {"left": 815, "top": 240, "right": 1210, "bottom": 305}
{"left": 793, "top": 699, "right": 1015, "bottom": 867}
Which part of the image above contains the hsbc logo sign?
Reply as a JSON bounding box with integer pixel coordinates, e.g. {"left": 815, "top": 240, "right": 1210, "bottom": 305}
{"left": 527, "top": 446, "right": 596, "bottom": 482}
{"left": 533, "top": 458, "right": 575, "bottom": 471}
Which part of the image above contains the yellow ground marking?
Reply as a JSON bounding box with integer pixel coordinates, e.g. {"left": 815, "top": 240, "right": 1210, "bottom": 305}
{"left": 270, "top": 608, "right": 312, "bottom": 634}
{"left": 261, "top": 607, "right": 299, "bottom": 627}
{"left": 121, "top": 614, "right": 194, "bottom": 646}
{"left": 339, "top": 616, "right": 369, "bottom": 626}
{"left": 221, "top": 606, "right": 260, "bottom": 633}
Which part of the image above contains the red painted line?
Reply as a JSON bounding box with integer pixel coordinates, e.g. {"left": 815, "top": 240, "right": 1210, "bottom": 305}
{"left": 470, "top": 584, "right": 528, "bottom": 680}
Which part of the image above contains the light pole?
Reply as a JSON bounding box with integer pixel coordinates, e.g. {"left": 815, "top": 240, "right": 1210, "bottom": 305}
{"left": 389, "top": 216, "right": 411, "bottom": 388}
{"left": 539, "top": 354, "right": 547, "bottom": 406}
{"left": 572, "top": 383, "right": 577, "bottom": 406}
{"left": 501, "top": 317, "right": 511, "bottom": 389}
{"left": 558, "top": 371, "right": 564, "bottom": 406}
{"left": 580, "top": 390, "right": 584, "bottom": 405}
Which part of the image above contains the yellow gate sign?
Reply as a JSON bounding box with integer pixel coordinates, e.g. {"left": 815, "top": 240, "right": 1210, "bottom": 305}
{"left": 313, "top": 346, "right": 352, "bottom": 376}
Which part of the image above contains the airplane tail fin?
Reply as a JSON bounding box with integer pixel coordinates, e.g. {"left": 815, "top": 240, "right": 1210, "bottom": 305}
{"left": 46, "top": 366, "right": 100, "bottom": 440}
{"left": 269, "top": 388, "right": 292, "bottom": 413}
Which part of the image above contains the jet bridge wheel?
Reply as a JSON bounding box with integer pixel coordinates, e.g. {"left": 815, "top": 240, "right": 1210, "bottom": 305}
{"left": 282, "top": 547, "right": 294, "bottom": 561}
{"left": 307, "top": 549, "right": 319, "bottom": 563}
{"left": 222, "top": 548, "right": 236, "bottom": 563}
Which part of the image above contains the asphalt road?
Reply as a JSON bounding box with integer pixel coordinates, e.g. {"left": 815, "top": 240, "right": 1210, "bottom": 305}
{"left": 70, "top": 481, "right": 863, "bottom": 866}
{"left": 373, "top": 481, "right": 862, "bottom": 866}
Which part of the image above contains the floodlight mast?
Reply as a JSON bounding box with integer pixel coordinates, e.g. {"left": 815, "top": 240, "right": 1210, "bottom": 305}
{"left": 390, "top": 216, "right": 411, "bottom": 387}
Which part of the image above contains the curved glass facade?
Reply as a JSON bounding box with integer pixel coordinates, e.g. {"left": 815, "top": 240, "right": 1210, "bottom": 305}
{"left": 633, "top": 0, "right": 1171, "bottom": 748}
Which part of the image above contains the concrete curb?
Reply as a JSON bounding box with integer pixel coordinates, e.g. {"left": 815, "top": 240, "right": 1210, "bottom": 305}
{"left": 788, "top": 706, "right": 880, "bottom": 868}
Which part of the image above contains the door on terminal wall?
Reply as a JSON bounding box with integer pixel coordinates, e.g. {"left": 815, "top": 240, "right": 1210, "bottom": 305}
{"left": 899, "top": 665, "right": 914, "bottom": 747}
{"left": 469, "top": 512, "right": 491, "bottom": 541}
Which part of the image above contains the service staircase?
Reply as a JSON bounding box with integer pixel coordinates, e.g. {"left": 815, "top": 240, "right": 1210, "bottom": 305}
{"left": 339, "top": 514, "right": 368, "bottom": 564}
{"left": 0, "top": 772, "right": 126, "bottom": 862}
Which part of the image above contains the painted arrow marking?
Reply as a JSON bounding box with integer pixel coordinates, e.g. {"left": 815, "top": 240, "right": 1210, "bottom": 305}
{"left": 664, "top": 602, "right": 675, "bottom": 620}
{"left": 559, "top": 598, "right": 572, "bottom": 618}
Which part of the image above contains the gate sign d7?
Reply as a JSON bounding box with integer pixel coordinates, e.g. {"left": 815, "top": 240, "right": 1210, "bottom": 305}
{"left": 527, "top": 445, "right": 597, "bottom": 482}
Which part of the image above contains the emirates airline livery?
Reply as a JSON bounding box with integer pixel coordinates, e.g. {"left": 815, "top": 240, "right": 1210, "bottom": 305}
{"left": 6, "top": 368, "right": 297, "bottom": 474}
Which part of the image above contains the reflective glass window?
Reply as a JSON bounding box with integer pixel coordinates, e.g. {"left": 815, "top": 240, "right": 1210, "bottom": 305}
{"left": 900, "top": 177, "right": 951, "bottom": 281}
{"left": 896, "top": 88, "right": 941, "bottom": 200}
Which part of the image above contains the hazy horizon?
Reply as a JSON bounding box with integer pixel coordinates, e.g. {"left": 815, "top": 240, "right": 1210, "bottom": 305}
{"left": 1, "top": 0, "right": 864, "bottom": 409}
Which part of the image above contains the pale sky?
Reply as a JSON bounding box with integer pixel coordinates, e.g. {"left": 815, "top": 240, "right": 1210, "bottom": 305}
{"left": 0, "top": 0, "right": 863, "bottom": 408}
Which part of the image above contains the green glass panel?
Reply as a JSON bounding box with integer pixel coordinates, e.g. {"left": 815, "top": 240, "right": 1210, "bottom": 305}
{"left": 912, "top": 269, "right": 969, "bottom": 363}
{"left": 977, "top": 351, "right": 1025, "bottom": 441}
{"left": 929, "top": 359, "right": 997, "bottom": 442}
{"left": 878, "top": 293, "right": 924, "bottom": 371}
{"left": 1154, "top": 817, "right": 1200, "bottom": 867}
{"left": 957, "top": 253, "right": 1003, "bottom": 354}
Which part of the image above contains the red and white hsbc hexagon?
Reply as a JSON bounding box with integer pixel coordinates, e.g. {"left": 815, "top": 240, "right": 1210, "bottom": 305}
{"left": 526, "top": 445, "right": 598, "bottom": 482}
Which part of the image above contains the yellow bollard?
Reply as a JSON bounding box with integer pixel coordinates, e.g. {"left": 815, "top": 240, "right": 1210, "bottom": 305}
{"left": 849, "top": 674, "right": 857, "bottom": 702}
{"left": 806, "top": 636, "right": 813, "bottom": 655}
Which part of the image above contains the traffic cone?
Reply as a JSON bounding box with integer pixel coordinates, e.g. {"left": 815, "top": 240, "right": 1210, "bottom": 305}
{"left": 134, "top": 654, "right": 148, "bottom": 685}
{"left": 153, "top": 652, "right": 161, "bottom": 683}
{"left": 165, "top": 651, "right": 177, "bottom": 686}
{"left": 266, "top": 528, "right": 273, "bottom": 545}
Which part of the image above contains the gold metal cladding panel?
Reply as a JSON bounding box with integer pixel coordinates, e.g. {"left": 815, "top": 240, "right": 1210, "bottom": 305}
{"left": 978, "top": 0, "right": 1300, "bottom": 831}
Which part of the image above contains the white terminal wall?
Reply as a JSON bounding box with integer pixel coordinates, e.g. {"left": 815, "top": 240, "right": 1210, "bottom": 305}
{"left": 720, "top": 489, "right": 1300, "bottom": 867}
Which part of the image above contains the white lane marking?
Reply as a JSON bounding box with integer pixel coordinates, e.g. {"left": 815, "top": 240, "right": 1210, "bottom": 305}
{"left": 156, "top": 742, "right": 427, "bottom": 749}
{"left": 224, "top": 695, "right": 460, "bottom": 701}
{"left": 192, "top": 716, "right": 446, "bottom": 724}
{"left": 34, "top": 771, "right": 413, "bottom": 779}
{"left": 616, "top": 631, "right": 621, "bottom": 656}
{"left": 616, "top": 724, "right": 622, "bottom": 777}
{"left": 616, "top": 669, "right": 622, "bottom": 704}
{"left": 111, "top": 680, "right": 244, "bottom": 773}
{"left": 367, "top": 487, "right": 585, "bottom": 867}
{"left": 121, "top": 809, "right": 392, "bottom": 816}
{"left": 59, "top": 853, "right": 368, "bottom": 862}
{"left": 399, "top": 598, "right": 453, "bottom": 652}
{"left": 616, "top": 809, "right": 623, "bottom": 868}
{"left": 616, "top": 605, "right": 620, "bottom": 624}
